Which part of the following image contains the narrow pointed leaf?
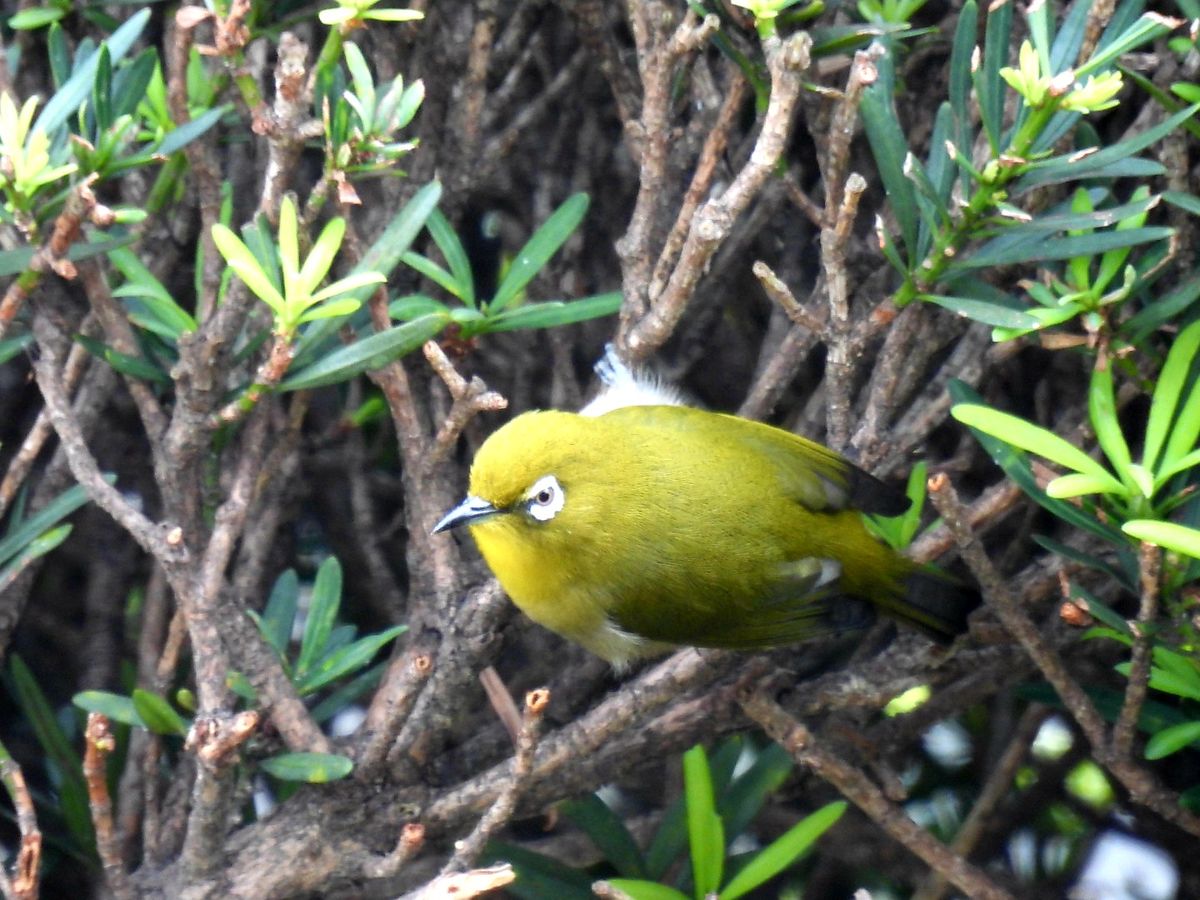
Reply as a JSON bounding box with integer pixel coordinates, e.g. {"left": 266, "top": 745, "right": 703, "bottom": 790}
{"left": 296, "top": 557, "right": 342, "bottom": 678}
{"left": 280, "top": 314, "right": 448, "bottom": 390}
{"left": 1123, "top": 521, "right": 1200, "bottom": 559}
{"left": 131, "top": 689, "right": 188, "bottom": 735}
{"left": 295, "top": 625, "right": 407, "bottom": 694}
{"left": 491, "top": 193, "right": 589, "bottom": 313}
{"left": 720, "top": 801, "right": 846, "bottom": 900}
{"left": 259, "top": 752, "right": 353, "bottom": 783}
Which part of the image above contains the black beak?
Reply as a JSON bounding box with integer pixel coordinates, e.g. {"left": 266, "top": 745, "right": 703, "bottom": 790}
{"left": 433, "top": 496, "right": 501, "bottom": 534}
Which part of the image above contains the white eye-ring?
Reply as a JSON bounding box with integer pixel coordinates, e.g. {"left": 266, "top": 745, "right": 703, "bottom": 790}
{"left": 526, "top": 475, "right": 565, "bottom": 522}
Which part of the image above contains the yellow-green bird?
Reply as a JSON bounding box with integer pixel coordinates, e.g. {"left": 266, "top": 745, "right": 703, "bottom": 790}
{"left": 435, "top": 356, "right": 972, "bottom": 669}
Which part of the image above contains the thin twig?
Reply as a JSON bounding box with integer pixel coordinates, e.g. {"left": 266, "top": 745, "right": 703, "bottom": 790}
{"left": 85, "top": 714, "right": 135, "bottom": 900}
{"left": 1114, "top": 541, "right": 1161, "bottom": 758}
{"left": 927, "top": 472, "right": 1200, "bottom": 838}
{"left": 741, "top": 690, "right": 1016, "bottom": 900}
{"left": 424, "top": 341, "right": 508, "bottom": 465}
{"left": 0, "top": 738, "right": 40, "bottom": 900}
{"left": 442, "top": 688, "right": 550, "bottom": 873}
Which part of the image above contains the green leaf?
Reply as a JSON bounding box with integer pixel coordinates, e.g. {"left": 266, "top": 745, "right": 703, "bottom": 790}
{"left": 860, "top": 49, "right": 917, "bottom": 260}
{"left": 1122, "top": 521, "right": 1200, "bottom": 560}
{"left": 684, "top": 745, "right": 724, "bottom": 896}
{"left": 131, "top": 689, "right": 188, "bottom": 736}
{"left": 156, "top": 105, "right": 229, "bottom": 156}
{"left": 212, "top": 223, "right": 287, "bottom": 315}
{"left": 74, "top": 334, "right": 170, "bottom": 384}
{"left": 947, "top": 0, "right": 977, "bottom": 178}
{"left": 258, "top": 569, "right": 299, "bottom": 657}
{"left": 309, "top": 661, "right": 386, "bottom": 724}
{"left": 1089, "top": 364, "right": 1136, "bottom": 495}
{"left": 719, "top": 801, "right": 846, "bottom": 900}
{"left": 1144, "top": 721, "right": 1200, "bottom": 760}
{"left": 1124, "top": 272, "right": 1200, "bottom": 345}
{"left": 975, "top": 0, "right": 1012, "bottom": 151}
{"left": 1145, "top": 320, "right": 1200, "bottom": 472}
{"left": 0, "top": 482, "right": 105, "bottom": 568}
{"left": 293, "top": 181, "right": 442, "bottom": 361}
{"left": 1045, "top": 472, "right": 1126, "bottom": 499}
{"left": 278, "top": 313, "right": 448, "bottom": 390}
{"left": 561, "top": 794, "right": 648, "bottom": 879}
{"left": 8, "top": 7, "right": 67, "bottom": 29}
{"left": 481, "top": 842, "right": 595, "bottom": 900}
{"left": 35, "top": 9, "right": 150, "bottom": 134}
{"left": 6, "top": 655, "right": 93, "bottom": 850}
{"left": 92, "top": 44, "right": 113, "bottom": 132}
{"left": 718, "top": 742, "right": 794, "bottom": 841}
{"left": 478, "top": 293, "right": 622, "bottom": 334}
{"left": 295, "top": 625, "right": 407, "bottom": 695}
{"left": 602, "top": 881, "right": 690, "bottom": 900}
{"left": 951, "top": 405, "right": 1124, "bottom": 491}
{"left": 0, "top": 234, "right": 135, "bottom": 278}
{"left": 73, "top": 690, "right": 144, "bottom": 727}
{"left": 956, "top": 227, "right": 1173, "bottom": 270}
{"left": 259, "top": 751, "right": 354, "bottom": 783}
{"left": 296, "top": 557, "right": 342, "bottom": 678}
{"left": 426, "top": 208, "right": 476, "bottom": 307}
{"left": 922, "top": 294, "right": 1042, "bottom": 330}
{"left": 108, "top": 246, "right": 197, "bottom": 338}
{"left": 401, "top": 250, "right": 463, "bottom": 299}
{"left": 490, "top": 193, "right": 589, "bottom": 313}
{"left": 389, "top": 294, "right": 449, "bottom": 321}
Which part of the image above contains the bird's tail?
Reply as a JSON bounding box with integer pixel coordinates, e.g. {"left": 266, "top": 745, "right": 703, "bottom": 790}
{"left": 890, "top": 566, "right": 979, "bottom": 642}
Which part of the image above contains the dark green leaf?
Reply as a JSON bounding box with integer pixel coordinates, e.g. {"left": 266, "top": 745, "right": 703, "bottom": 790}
{"left": 482, "top": 842, "right": 594, "bottom": 900}
{"left": 259, "top": 752, "right": 354, "bottom": 782}
{"left": 110, "top": 48, "right": 157, "bottom": 119}
{"left": 131, "top": 689, "right": 188, "bottom": 736}
{"left": 860, "top": 47, "right": 917, "bottom": 260}
{"left": 478, "top": 293, "right": 622, "bottom": 334}
{"left": 719, "top": 742, "right": 794, "bottom": 841}
{"left": 35, "top": 9, "right": 150, "bottom": 134}
{"left": 0, "top": 481, "right": 106, "bottom": 568}
{"left": 561, "top": 794, "right": 648, "bottom": 879}
{"left": 400, "top": 250, "right": 463, "bottom": 300}
{"left": 947, "top": 0, "right": 977, "bottom": 172}
{"left": 975, "top": 0, "right": 1012, "bottom": 151}
{"left": 309, "top": 662, "right": 386, "bottom": 724}
{"left": 74, "top": 334, "right": 170, "bottom": 384}
{"left": 956, "top": 227, "right": 1172, "bottom": 270}
{"left": 490, "top": 193, "right": 589, "bottom": 313}
{"left": 389, "top": 294, "right": 449, "bottom": 321}
{"left": 258, "top": 569, "right": 299, "bottom": 657}
{"left": 0, "top": 234, "right": 135, "bottom": 278}
{"left": 1124, "top": 273, "right": 1200, "bottom": 345}
{"left": 426, "top": 208, "right": 476, "bottom": 307}
{"left": 296, "top": 557, "right": 342, "bottom": 678}
{"left": 279, "top": 313, "right": 448, "bottom": 391}
{"left": 295, "top": 625, "right": 407, "bottom": 695}
{"left": 92, "top": 44, "right": 113, "bottom": 132}
{"left": 156, "top": 105, "right": 229, "bottom": 156}
{"left": 1163, "top": 191, "right": 1200, "bottom": 218}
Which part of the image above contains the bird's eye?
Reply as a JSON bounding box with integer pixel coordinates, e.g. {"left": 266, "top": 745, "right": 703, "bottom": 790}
{"left": 526, "top": 475, "right": 564, "bottom": 522}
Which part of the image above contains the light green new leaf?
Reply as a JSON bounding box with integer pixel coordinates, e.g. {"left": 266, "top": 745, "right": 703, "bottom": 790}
{"left": 1088, "top": 364, "right": 1137, "bottom": 495}
{"left": 212, "top": 224, "right": 286, "bottom": 314}
{"left": 1122, "top": 521, "right": 1200, "bottom": 560}
{"left": 684, "top": 745, "right": 724, "bottom": 897}
{"left": 1046, "top": 472, "right": 1126, "bottom": 499}
{"left": 259, "top": 752, "right": 353, "bottom": 783}
{"left": 951, "top": 405, "right": 1123, "bottom": 491}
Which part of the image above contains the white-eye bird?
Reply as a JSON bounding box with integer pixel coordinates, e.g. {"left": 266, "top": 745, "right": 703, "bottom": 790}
{"left": 435, "top": 352, "right": 972, "bottom": 669}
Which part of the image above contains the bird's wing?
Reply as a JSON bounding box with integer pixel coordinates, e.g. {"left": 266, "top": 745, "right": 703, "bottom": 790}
{"left": 607, "top": 554, "right": 872, "bottom": 650}
{"left": 602, "top": 405, "right": 910, "bottom": 515}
